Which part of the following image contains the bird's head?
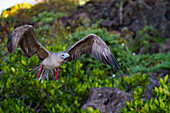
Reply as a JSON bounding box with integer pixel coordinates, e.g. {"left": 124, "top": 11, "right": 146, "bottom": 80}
{"left": 60, "top": 53, "right": 70, "bottom": 60}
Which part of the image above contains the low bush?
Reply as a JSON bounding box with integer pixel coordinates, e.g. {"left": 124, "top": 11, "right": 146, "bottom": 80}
{"left": 122, "top": 75, "right": 170, "bottom": 113}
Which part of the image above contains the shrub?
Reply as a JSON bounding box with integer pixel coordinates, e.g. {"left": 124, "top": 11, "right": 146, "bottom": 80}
{"left": 122, "top": 75, "right": 170, "bottom": 112}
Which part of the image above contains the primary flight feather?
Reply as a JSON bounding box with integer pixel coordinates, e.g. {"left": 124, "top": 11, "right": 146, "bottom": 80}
{"left": 7, "top": 25, "right": 120, "bottom": 81}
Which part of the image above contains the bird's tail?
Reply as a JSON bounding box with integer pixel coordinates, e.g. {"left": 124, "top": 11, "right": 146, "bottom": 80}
{"left": 30, "top": 65, "right": 57, "bottom": 82}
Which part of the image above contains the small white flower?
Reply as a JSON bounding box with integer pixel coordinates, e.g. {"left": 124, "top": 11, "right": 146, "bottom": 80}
{"left": 136, "top": 65, "right": 139, "bottom": 68}
{"left": 121, "top": 43, "right": 125, "bottom": 47}
{"left": 132, "top": 52, "right": 136, "bottom": 55}
{"left": 112, "top": 74, "right": 116, "bottom": 77}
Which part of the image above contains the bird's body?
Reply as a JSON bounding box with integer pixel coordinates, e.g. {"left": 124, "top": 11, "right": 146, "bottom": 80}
{"left": 41, "top": 52, "right": 66, "bottom": 70}
{"left": 7, "top": 25, "right": 120, "bottom": 81}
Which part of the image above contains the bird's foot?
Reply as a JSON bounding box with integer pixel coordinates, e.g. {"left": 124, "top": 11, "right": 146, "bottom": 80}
{"left": 37, "top": 65, "right": 43, "bottom": 78}
{"left": 36, "top": 65, "right": 59, "bottom": 81}
{"left": 55, "top": 68, "right": 59, "bottom": 80}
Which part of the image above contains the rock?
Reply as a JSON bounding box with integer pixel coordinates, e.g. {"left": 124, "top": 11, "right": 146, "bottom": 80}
{"left": 139, "top": 46, "right": 146, "bottom": 54}
{"left": 144, "top": 84, "right": 155, "bottom": 101}
{"left": 165, "top": 9, "right": 170, "bottom": 21}
{"left": 100, "top": 20, "right": 115, "bottom": 30}
{"left": 60, "top": 0, "right": 170, "bottom": 38}
{"left": 159, "top": 38, "right": 170, "bottom": 52}
{"left": 81, "top": 87, "right": 133, "bottom": 113}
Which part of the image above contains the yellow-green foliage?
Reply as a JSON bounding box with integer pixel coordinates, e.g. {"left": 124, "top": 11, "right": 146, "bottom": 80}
{"left": 1, "top": 3, "right": 33, "bottom": 18}
{"left": 122, "top": 75, "right": 170, "bottom": 113}
{"left": 116, "top": 73, "right": 150, "bottom": 92}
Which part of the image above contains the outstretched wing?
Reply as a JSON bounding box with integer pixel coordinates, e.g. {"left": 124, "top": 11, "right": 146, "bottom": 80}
{"left": 64, "top": 34, "right": 120, "bottom": 70}
{"left": 7, "top": 25, "right": 49, "bottom": 61}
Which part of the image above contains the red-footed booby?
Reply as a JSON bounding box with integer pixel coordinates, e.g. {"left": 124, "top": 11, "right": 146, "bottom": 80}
{"left": 7, "top": 25, "right": 120, "bottom": 81}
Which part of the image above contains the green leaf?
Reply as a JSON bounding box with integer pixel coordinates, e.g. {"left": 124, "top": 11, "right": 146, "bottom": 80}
{"left": 130, "top": 108, "right": 135, "bottom": 111}
{"left": 122, "top": 107, "right": 127, "bottom": 113}
{"left": 144, "top": 103, "right": 149, "bottom": 111}
{"left": 154, "top": 87, "right": 158, "bottom": 94}
{"left": 150, "top": 104, "right": 156, "bottom": 111}
{"left": 160, "top": 78, "right": 164, "bottom": 85}
{"left": 160, "top": 102, "right": 165, "bottom": 110}
{"left": 154, "top": 99, "right": 159, "bottom": 106}
{"left": 164, "top": 74, "right": 168, "bottom": 83}
{"left": 139, "top": 88, "right": 143, "bottom": 94}
{"left": 88, "top": 107, "right": 94, "bottom": 113}
{"left": 150, "top": 98, "right": 154, "bottom": 105}
{"left": 163, "top": 89, "right": 169, "bottom": 96}
{"left": 11, "top": 67, "right": 15, "bottom": 73}
{"left": 130, "top": 100, "right": 133, "bottom": 107}
{"left": 43, "top": 82, "right": 46, "bottom": 89}
{"left": 159, "top": 97, "right": 163, "bottom": 103}
{"left": 140, "top": 99, "right": 143, "bottom": 106}
{"left": 126, "top": 101, "right": 130, "bottom": 107}
{"left": 159, "top": 87, "right": 163, "bottom": 95}
{"left": 74, "top": 100, "right": 79, "bottom": 107}
{"left": 163, "top": 84, "right": 168, "bottom": 90}
{"left": 134, "top": 101, "right": 138, "bottom": 110}
{"left": 21, "top": 59, "right": 26, "bottom": 66}
{"left": 162, "top": 95, "right": 167, "bottom": 100}
{"left": 0, "top": 107, "right": 3, "bottom": 113}
{"left": 50, "top": 89, "right": 55, "bottom": 96}
{"left": 52, "top": 107, "right": 55, "bottom": 113}
{"left": 10, "top": 27, "right": 14, "bottom": 31}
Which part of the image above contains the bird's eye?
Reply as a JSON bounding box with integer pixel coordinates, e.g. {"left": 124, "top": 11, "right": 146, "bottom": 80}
{"left": 62, "top": 54, "right": 64, "bottom": 56}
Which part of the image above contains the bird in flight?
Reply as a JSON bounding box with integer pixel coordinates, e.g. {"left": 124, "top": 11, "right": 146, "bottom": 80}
{"left": 7, "top": 25, "right": 120, "bottom": 82}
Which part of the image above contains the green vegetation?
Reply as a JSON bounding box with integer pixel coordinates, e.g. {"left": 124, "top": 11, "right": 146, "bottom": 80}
{"left": 31, "top": 11, "right": 68, "bottom": 24}
{"left": 130, "top": 26, "right": 167, "bottom": 53}
{"left": 0, "top": 0, "right": 169, "bottom": 112}
{"left": 122, "top": 75, "right": 170, "bottom": 113}
{"left": 116, "top": 73, "right": 150, "bottom": 92}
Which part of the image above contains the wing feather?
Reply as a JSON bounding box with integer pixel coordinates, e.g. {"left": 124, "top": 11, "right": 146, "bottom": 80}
{"left": 64, "top": 34, "right": 120, "bottom": 71}
{"left": 7, "top": 25, "right": 49, "bottom": 61}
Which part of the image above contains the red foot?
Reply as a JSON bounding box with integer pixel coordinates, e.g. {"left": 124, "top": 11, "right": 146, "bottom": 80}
{"left": 38, "top": 65, "right": 43, "bottom": 78}
{"left": 56, "top": 68, "right": 59, "bottom": 80}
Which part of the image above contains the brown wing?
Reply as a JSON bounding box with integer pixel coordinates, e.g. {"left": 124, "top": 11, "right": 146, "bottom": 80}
{"left": 7, "top": 25, "right": 49, "bottom": 61}
{"left": 64, "top": 34, "right": 120, "bottom": 70}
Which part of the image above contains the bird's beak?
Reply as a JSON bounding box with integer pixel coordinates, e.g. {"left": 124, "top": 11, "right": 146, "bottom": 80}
{"left": 63, "top": 53, "right": 70, "bottom": 59}
{"left": 65, "top": 53, "right": 70, "bottom": 58}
